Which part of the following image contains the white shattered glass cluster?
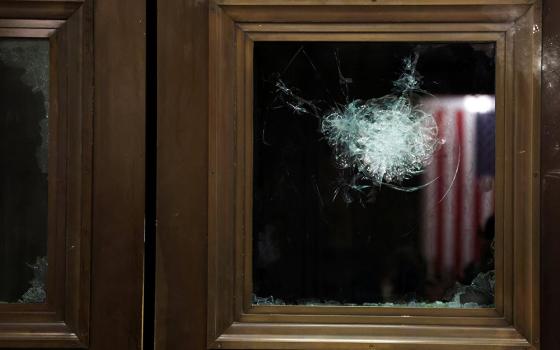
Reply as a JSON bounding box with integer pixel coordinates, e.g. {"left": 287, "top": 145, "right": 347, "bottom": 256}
{"left": 321, "top": 56, "right": 440, "bottom": 185}
{"left": 0, "top": 40, "right": 50, "bottom": 174}
{"left": 19, "top": 256, "right": 47, "bottom": 304}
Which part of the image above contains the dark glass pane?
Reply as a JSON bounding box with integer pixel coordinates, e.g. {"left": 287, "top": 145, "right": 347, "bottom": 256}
{"left": 0, "top": 39, "right": 49, "bottom": 304}
{"left": 252, "top": 42, "right": 496, "bottom": 308}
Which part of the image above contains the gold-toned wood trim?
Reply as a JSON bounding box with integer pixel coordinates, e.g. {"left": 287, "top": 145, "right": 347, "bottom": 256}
{"left": 240, "top": 30, "right": 506, "bottom": 320}
{"left": 215, "top": 323, "right": 531, "bottom": 349}
{"left": 208, "top": 2, "right": 238, "bottom": 344}
{"left": 510, "top": 3, "right": 540, "bottom": 343}
{"left": 242, "top": 35, "right": 254, "bottom": 317}
{"left": 215, "top": 335, "right": 530, "bottom": 350}
{"left": 247, "top": 305, "right": 498, "bottom": 317}
{"left": 0, "top": 19, "right": 65, "bottom": 28}
{"left": 223, "top": 322, "right": 528, "bottom": 339}
{"left": 248, "top": 32, "right": 503, "bottom": 42}
{"left": 235, "top": 27, "right": 248, "bottom": 320}
{"left": 0, "top": 27, "right": 54, "bottom": 36}
{"left": 493, "top": 29, "right": 507, "bottom": 319}
{"left": 238, "top": 23, "right": 513, "bottom": 33}
{"left": 239, "top": 313, "right": 510, "bottom": 327}
{"left": 220, "top": 4, "right": 531, "bottom": 24}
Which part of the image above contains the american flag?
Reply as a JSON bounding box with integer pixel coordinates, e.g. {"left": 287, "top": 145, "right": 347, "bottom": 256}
{"left": 420, "top": 96, "right": 496, "bottom": 280}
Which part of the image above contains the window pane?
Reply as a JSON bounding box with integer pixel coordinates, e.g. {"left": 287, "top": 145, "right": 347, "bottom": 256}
{"left": 252, "top": 42, "right": 496, "bottom": 308}
{"left": 0, "top": 39, "right": 49, "bottom": 304}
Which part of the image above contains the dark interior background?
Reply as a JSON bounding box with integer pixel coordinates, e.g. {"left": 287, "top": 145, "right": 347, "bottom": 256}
{"left": 252, "top": 42, "right": 495, "bottom": 305}
{"left": 0, "top": 40, "right": 48, "bottom": 303}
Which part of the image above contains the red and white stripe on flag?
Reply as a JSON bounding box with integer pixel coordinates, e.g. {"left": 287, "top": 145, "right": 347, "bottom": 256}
{"left": 420, "top": 96, "right": 495, "bottom": 280}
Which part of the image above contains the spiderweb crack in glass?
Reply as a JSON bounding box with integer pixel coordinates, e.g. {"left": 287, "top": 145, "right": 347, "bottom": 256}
{"left": 277, "top": 55, "right": 442, "bottom": 188}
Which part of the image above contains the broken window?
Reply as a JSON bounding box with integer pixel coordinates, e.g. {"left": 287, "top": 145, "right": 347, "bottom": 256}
{"left": 0, "top": 39, "right": 49, "bottom": 304}
{"left": 252, "top": 42, "right": 496, "bottom": 308}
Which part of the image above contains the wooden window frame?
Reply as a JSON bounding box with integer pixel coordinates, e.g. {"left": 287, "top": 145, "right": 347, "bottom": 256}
{"left": 208, "top": 1, "right": 541, "bottom": 349}
{"left": 0, "top": 1, "right": 92, "bottom": 347}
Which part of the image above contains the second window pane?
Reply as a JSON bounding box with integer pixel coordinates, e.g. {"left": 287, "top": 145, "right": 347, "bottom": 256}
{"left": 0, "top": 39, "right": 49, "bottom": 304}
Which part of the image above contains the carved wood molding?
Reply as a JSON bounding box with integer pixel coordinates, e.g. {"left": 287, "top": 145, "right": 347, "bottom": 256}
{"left": 0, "top": 1, "right": 93, "bottom": 348}
{"left": 208, "top": 0, "right": 541, "bottom": 349}
{"left": 0, "top": 0, "right": 83, "bottom": 20}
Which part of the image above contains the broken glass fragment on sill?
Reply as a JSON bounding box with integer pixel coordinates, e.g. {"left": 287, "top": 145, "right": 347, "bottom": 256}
{"left": 447, "top": 270, "right": 495, "bottom": 307}
{"left": 252, "top": 294, "right": 286, "bottom": 306}
{"left": 0, "top": 256, "right": 47, "bottom": 304}
{"left": 18, "top": 256, "right": 47, "bottom": 304}
{"left": 252, "top": 270, "right": 495, "bottom": 308}
{"left": 251, "top": 296, "right": 493, "bottom": 308}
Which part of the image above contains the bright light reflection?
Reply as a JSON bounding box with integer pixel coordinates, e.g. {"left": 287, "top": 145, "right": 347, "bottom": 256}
{"left": 463, "top": 95, "right": 495, "bottom": 114}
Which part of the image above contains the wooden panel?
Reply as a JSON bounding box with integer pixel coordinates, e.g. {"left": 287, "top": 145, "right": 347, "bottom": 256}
{"left": 206, "top": 3, "right": 540, "bottom": 350}
{"left": 89, "top": 0, "right": 145, "bottom": 349}
{"left": 159, "top": 1, "right": 542, "bottom": 350}
{"left": 0, "top": 0, "right": 83, "bottom": 20}
{"left": 510, "top": 4, "right": 541, "bottom": 343}
{"left": 208, "top": 4, "right": 237, "bottom": 343}
{"left": 155, "top": 0, "right": 209, "bottom": 349}
{"left": 0, "top": 2, "right": 93, "bottom": 346}
{"left": 0, "top": 0, "right": 144, "bottom": 347}
{"left": 62, "top": 3, "right": 93, "bottom": 341}
{"left": 218, "top": 323, "right": 530, "bottom": 349}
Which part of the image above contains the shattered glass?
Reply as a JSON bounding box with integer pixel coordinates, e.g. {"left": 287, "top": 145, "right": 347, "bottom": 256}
{"left": 252, "top": 42, "right": 496, "bottom": 308}
{"left": 0, "top": 39, "right": 49, "bottom": 304}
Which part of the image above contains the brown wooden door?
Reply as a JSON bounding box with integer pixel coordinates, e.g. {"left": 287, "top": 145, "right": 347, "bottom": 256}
{"left": 0, "top": 0, "right": 145, "bottom": 349}
{"left": 155, "top": 1, "right": 560, "bottom": 350}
